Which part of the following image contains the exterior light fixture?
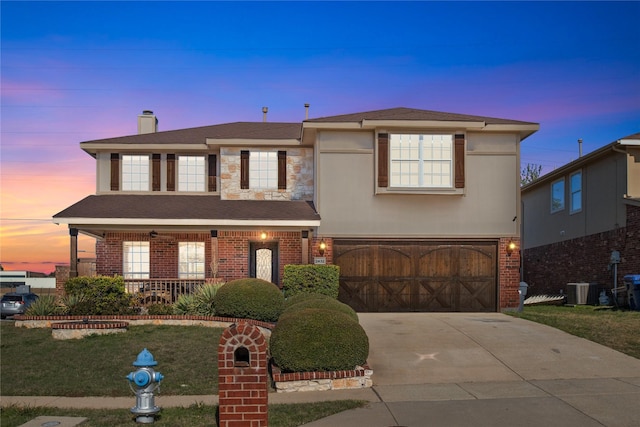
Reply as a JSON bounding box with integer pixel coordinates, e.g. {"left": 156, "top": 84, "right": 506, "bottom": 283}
{"left": 318, "top": 239, "right": 327, "bottom": 256}
{"left": 149, "top": 230, "right": 158, "bottom": 239}
{"left": 260, "top": 231, "right": 267, "bottom": 241}
{"left": 506, "top": 240, "right": 517, "bottom": 256}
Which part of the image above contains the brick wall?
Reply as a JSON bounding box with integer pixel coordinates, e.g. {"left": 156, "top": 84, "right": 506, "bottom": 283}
{"left": 218, "top": 322, "right": 268, "bottom": 427}
{"left": 217, "top": 231, "right": 304, "bottom": 284}
{"left": 523, "top": 205, "right": 640, "bottom": 295}
{"left": 499, "top": 237, "right": 521, "bottom": 310}
{"left": 97, "top": 232, "right": 212, "bottom": 277}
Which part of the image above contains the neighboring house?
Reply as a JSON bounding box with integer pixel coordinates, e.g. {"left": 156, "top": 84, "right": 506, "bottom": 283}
{"left": 521, "top": 133, "right": 640, "bottom": 296}
{"left": 54, "top": 107, "right": 539, "bottom": 312}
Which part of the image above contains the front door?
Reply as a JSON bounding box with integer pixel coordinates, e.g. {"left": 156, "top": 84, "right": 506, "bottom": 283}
{"left": 249, "top": 242, "right": 279, "bottom": 284}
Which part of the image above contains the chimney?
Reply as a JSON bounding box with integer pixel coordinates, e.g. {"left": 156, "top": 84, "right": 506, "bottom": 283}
{"left": 262, "top": 106, "right": 268, "bottom": 122}
{"left": 578, "top": 138, "right": 583, "bottom": 157}
{"left": 138, "top": 110, "right": 158, "bottom": 134}
{"left": 305, "top": 103, "right": 310, "bottom": 120}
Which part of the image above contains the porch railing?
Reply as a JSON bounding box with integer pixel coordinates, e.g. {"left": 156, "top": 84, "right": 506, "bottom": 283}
{"left": 124, "top": 278, "right": 206, "bottom": 305}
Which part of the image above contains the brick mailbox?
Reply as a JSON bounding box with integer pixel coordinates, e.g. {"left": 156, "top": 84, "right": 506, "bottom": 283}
{"left": 218, "top": 322, "right": 269, "bottom": 427}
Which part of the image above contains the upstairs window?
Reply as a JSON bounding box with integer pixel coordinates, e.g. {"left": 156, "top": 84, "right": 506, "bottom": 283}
{"left": 389, "top": 134, "right": 453, "bottom": 188}
{"left": 178, "top": 155, "right": 205, "bottom": 192}
{"left": 123, "top": 242, "right": 150, "bottom": 279}
{"left": 178, "top": 242, "right": 205, "bottom": 279}
{"left": 122, "top": 155, "right": 150, "bottom": 191}
{"left": 551, "top": 178, "right": 565, "bottom": 213}
{"left": 570, "top": 171, "right": 582, "bottom": 213}
{"left": 240, "top": 150, "right": 287, "bottom": 190}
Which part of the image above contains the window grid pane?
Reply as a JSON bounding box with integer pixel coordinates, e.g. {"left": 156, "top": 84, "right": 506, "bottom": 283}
{"left": 122, "top": 155, "right": 149, "bottom": 191}
{"left": 179, "top": 242, "right": 205, "bottom": 279}
{"left": 249, "top": 151, "right": 277, "bottom": 189}
{"left": 390, "top": 134, "right": 452, "bottom": 188}
{"left": 178, "top": 156, "right": 205, "bottom": 192}
{"left": 570, "top": 172, "right": 582, "bottom": 213}
{"left": 551, "top": 179, "right": 565, "bottom": 213}
{"left": 123, "top": 242, "right": 150, "bottom": 279}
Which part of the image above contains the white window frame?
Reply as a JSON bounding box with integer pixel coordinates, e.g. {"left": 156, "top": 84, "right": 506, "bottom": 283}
{"left": 389, "top": 134, "right": 453, "bottom": 188}
{"left": 551, "top": 178, "right": 565, "bottom": 213}
{"left": 178, "top": 242, "right": 205, "bottom": 279}
{"left": 122, "top": 155, "right": 150, "bottom": 191}
{"left": 570, "top": 170, "right": 582, "bottom": 214}
{"left": 123, "top": 242, "right": 150, "bottom": 279}
{"left": 178, "top": 155, "right": 206, "bottom": 192}
{"left": 249, "top": 151, "right": 278, "bottom": 189}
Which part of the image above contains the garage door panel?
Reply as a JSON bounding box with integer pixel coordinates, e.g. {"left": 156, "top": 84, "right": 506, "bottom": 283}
{"left": 416, "top": 280, "right": 453, "bottom": 311}
{"left": 335, "top": 240, "right": 497, "bottom": 312}
{"left": 377, "top": 279, "right": 412, "bottom": 312}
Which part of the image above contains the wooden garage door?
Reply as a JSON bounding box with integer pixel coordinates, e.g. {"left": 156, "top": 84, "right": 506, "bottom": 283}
{"left": 334, "top": 240, "right": 497, "bottom": 312}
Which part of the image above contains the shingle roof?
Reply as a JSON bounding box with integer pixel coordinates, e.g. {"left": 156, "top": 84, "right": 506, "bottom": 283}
{"left": 305, "top": 107, "right": 537, "bottom": 125}
{"left": 80, "top": 122, "right": 302, "bottom": 145}
{"left": 53, "top": 195, "right": 320, "bottom": 222}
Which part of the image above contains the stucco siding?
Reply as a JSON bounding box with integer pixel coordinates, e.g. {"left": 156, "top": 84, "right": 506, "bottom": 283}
{"left": 316, "top": 131, "right": 520, "bottom": 237}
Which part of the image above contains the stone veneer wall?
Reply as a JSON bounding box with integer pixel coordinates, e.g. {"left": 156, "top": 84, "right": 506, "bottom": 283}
{"left": 523, "top": 205, "right": 640, "bottom": 295}
{"left": 220, "top": 147, "right": 314, "bottom": 201}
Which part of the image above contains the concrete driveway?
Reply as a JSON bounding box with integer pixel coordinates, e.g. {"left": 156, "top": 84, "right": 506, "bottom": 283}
{"left": 302, "top": 312, "right": 640, "bottom": 427}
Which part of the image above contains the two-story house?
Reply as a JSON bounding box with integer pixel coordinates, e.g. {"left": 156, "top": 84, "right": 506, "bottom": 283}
{"left": 522, "top": 133, "right": 640, "bottom": 296}
{"left": 521, "top": 133, "right": 640, "bottom": 298}
{"left": 54, "top": 107, "right": 539, "bottom": 312}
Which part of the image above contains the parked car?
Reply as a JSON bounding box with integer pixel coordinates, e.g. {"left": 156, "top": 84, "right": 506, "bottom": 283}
{"left": 0, "top": 292, "right": 39, "bottom": 318}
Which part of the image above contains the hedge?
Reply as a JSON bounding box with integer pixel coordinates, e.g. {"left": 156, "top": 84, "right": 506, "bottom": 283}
{"left": 282, "top": 293, "right": 358, "bottom": 322}
{"left": 282, "top": 264, "right": 340, "bottom": 298}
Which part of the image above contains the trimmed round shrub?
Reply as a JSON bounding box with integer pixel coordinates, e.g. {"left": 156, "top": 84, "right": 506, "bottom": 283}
{"left": 283, "top": 292, "right": 331, "bottom": 309}
{"left": 270, "top": 308, "right": 369, "bottom": 372}
{"left": 213, "top": 278, "right": 284, "bottom": 322}
{"left": 282, "top": 294, "right": 358, "bottom": 322}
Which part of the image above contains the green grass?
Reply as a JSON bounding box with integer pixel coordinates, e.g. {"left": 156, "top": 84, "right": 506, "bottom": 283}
{"left": 0, "top": 401, "right": 368, "bottom": 427}
{"left": 509, "top": 305, "right": 640, "bottom": 359}
{"left": 1, "top": 324, "right": 222, "bottom": 396}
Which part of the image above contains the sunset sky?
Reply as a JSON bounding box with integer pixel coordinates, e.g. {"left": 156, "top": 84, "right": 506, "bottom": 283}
{"left": 1, "top": 1, "right": 639, "bottom": 274}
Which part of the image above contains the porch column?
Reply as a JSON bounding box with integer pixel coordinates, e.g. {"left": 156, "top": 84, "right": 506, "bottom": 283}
{"left": 210, "top": 230, "right": 218, "bottom": 278}
{"left": 70, "top": 228, "right": 78, "bottom": 278}
{"left": 301, "top": 230, "right": 309, "bottom": 264}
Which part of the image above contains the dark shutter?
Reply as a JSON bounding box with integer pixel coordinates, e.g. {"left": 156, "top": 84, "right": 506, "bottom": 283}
{"left": 240, "top": 150, "right": 249, "bottom": 189}
{"left": 110, "top": 153, "right": 120, "bottom": 191}
{"left": 278, "top": 151, "right": 287, "bottom": 190}
{"left": 208, "top": 154, "right": 217, "bottom": 192}
{"left": 454, "top": 134, "right": 465, "bottom": 188}
{"left": 152, "top": 154, "right": 161, "bottom": 191}
{"left": 167, "top": 154, "right": 176, "bottom": 191}
{"left": 378, "top": 133, "right": 389, "bottom": 188}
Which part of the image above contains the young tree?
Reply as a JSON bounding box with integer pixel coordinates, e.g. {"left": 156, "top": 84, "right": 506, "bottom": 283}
{"left": 521, "top": 163, "right": 543, "bottom": 186}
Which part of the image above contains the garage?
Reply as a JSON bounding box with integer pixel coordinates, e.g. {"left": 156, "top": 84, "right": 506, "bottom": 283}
{"left": 334, "top": 240, "right": 497, "bottom": 312}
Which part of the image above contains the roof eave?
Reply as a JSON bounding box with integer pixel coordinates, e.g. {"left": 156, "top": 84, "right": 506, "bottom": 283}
{"left": 81, "top": 143, "right": 209, "bottom": 155}
{"left": 53, "top": 217, "right": 321, "bottom": 227}
{"left": 205, "top": 138, "right": 301, "bottom": 147}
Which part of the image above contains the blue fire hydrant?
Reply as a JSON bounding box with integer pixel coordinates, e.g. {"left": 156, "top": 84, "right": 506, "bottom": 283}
{"left": 126, "top": 348, "right": 164, "bottom": 424}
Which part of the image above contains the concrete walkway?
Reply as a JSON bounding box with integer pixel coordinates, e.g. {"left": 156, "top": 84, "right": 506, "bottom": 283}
{"left": 3, "top": 313, "right": 640, "bottom": 426}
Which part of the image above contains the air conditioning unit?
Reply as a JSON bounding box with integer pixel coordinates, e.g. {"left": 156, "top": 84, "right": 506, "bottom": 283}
{"left": 566, "top": 283, "right": 599, "bottom": 305}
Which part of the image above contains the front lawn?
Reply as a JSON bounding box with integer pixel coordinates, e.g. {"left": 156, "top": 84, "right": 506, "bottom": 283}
{"left": 509, "top": 305, "right": 640, "bottom": 359}
{"left": 1, "top": 323, "right": 222, "bottom": 396}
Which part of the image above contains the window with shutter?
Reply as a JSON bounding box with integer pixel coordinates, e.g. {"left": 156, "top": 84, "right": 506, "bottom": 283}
{"left": 278, "top": 151, "right": 287, "bottom": 190}
{"left": 240, "top": 151, "right": 250, "bottom": 189}
{"left": 152, "top": 154, "right": 161, "bottom": 191}
{"left": 167, "top": 154, "right": 176, "bottom": 191}
{"left": 454, "top": 134, "right": 465, "bottom": 189}
{"left": 378, "top": 134, "right": 389, "bottom": 188}
{"left": 110, "top": 153, "right": 120, "bottom": 191}
{"left": 208, "top": 154, "right": 217, "bottom": 192}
